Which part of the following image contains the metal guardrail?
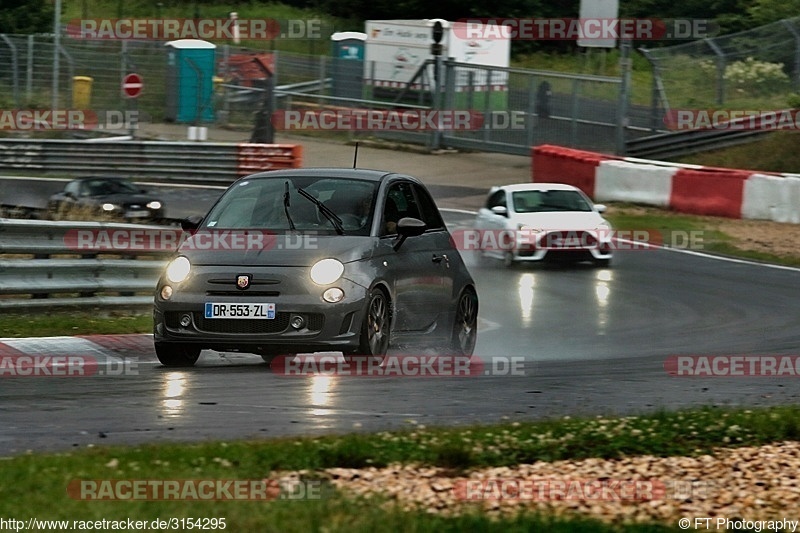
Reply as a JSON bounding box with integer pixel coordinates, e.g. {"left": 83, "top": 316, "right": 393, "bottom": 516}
{"left": 0, "top": 218, "right": 173, "bottom": 309}
{"left": 0, "top": 139, "right": 302, "bottom": 185}
{"left": 624, "top": 112, "right": 786, "bottom": 159}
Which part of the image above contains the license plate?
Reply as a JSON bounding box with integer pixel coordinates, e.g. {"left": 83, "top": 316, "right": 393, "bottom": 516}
{"left": 125, "top": 210, "right": 150, "bottom": 218}
{"left": 204, "top": 302, "right": 275, "bottom": 319}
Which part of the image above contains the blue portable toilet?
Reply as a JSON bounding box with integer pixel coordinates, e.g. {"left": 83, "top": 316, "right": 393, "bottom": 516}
{"left": 331, "top": 32, "right": 366, "bottom": 100}
{"left": 165, "top": 39, "right": 216, "bottom": 123}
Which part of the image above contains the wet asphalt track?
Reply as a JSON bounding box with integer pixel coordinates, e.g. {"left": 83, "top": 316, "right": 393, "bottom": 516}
{"left": 1, "top": 187, "right": 800, "bottom": 455}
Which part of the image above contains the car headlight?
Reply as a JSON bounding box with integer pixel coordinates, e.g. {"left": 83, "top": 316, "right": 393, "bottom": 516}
{"left": 166, "top": 256, "right": 191, "bottom": 283}
{"left": 146, "top": 201, "right": 162, "bottom": 210}
{"left": 310, "top": 258, "right": 344, "bottom": 285}
{"left": 102, "top": 203, "right": 117, "bottom": 211}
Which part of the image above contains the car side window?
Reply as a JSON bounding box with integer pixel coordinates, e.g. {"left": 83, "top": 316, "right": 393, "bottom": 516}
{"left": 486, "top": 189, "right": 506, "bottom": 209}
{"left": 383, "top": 182, "right": 421, "bottom": 235}
{"left": 65, "top": 182, "right": 80, "bottom": 196}
{"left": 412, "top": 184, "right": 445, "bottom": 231}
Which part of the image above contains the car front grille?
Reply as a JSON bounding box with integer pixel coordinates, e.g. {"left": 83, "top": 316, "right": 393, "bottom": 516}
{"left": 196, "top": 313, "right": 291, "bottom": 334}
{"left": 164, "top": 311, "right": 324, "bottom": 334}
{"left": 542, "top": 230, "right": 597, "bottom": 249}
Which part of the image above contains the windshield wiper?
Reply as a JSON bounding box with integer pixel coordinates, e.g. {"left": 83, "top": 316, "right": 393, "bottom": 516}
{"left": 296, "top": 187, "right": 344, "bottom": 235}
{"left": 283, "top": 181, "right": 296, "bottom": 230}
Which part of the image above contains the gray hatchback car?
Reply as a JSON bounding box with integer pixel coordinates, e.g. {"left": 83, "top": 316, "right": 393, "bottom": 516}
{"left": 153, "top": 168, "right": 478, "bottom": 367}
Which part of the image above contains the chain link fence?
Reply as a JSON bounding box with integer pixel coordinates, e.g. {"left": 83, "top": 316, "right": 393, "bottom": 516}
{"left": 640, "top": 16, "right": 800, "bottom": 115}
{"left": 0, "top": 33, "right": 653, "bottom": 155}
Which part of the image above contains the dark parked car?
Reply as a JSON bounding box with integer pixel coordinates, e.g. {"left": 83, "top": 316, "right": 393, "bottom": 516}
{"left": 152, "top": 168, "right": 478, "bottom": 367}
{"left": 48, "top": 177, "right": 165, "bottom": 221}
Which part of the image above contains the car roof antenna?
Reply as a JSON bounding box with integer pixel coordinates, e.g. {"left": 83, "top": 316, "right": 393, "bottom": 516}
{"left": 352, "top": 142, "right": 359, "bottom": 169}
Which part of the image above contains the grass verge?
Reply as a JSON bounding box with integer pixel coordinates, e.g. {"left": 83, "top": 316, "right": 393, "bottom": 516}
{"left": 0, "top": 310, "right": 152, "bottom": 338}
{"left": 604, "top": 203, "right": 800, "bottom": 267}
{"left": 3, "top": 406, "right": 798, "bottom": 529}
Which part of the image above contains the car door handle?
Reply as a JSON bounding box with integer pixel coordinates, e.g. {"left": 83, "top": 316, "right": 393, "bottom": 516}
{"left": 432, "top": 254, "right": 449, "bottom": 266}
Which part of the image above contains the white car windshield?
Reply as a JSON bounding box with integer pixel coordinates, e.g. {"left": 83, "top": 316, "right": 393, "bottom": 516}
{"left": 512, "top": 190, "right": 592, "bottom": 213}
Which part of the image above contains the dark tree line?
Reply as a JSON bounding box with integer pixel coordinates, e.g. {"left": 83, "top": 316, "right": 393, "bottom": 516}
{"left": 0, "top": 0, "right": 788, "bottom": 41}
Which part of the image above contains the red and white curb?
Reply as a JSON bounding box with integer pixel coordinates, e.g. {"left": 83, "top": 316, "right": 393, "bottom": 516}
{"left": 0, "top": 335, "right": 154, "bottom": 375}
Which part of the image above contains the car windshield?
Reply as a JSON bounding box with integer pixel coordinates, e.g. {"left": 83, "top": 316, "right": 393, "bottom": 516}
{"left": 84, "top": 179, "right": 141, "bottom": 195}
{"left": 512, "top": 190, "right": 592, "bottom": 213}
{"left": 202, "top": 176, "right": 378, "bottom": 235}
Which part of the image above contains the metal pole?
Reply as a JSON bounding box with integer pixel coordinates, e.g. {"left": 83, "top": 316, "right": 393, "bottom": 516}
{"left": 781, "top": 19, "right": 800, "bottom": 90}
{"left": 52, "top": 0, "right": 61, "bottom": 109}
{"left": 704, "top": 38, "right": 725, "bottom": 105}
{"left": 0, "top": 35, "right": 20, "bottom": 108}
{"left": 616, "top": 35, "right": 632, "bottom": 155}
{"left": 27, "top": 35, "right": 33, "bottom": 103}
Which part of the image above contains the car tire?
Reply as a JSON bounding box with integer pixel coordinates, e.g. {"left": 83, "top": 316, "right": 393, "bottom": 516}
{"left": 450, "top": 288, "right": 478, "bottom": 356}
{"left": 503, "top": 251, "right": 516, "bottom": 268}
{"left": 356, "top": 288, "right": 390, "bottom": 360}
{"left": 594, "top": 258, "right": 611, "bottom": 268}
{"left": 155, "top": 343, "right": 201, "bottom": 367}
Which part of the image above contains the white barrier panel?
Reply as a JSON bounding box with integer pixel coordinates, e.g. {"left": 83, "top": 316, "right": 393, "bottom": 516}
{"left": 742, "top": 174, "right": 783, "bottom": 222}
{"left": 742, "top": 174, "right": 800, "bottom": 223}
{"left": 595, "top": 160, "right": 676, "bottom": 206}
{"left": 779, "top": 176, "right": 800, "bottom": 224}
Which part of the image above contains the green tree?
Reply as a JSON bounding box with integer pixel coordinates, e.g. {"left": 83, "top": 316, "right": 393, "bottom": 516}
{"left": 748, "top": 0, "right": 800, "bottom": 25}
{"left": 0, "top": 0, "right": 54, "bottom": 34}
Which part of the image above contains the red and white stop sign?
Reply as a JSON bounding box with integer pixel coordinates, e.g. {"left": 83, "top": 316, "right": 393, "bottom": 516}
{"left": 122, "top": 73, "right": 143, "bottom": 98}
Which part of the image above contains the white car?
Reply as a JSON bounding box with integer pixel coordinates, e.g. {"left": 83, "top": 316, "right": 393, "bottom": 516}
{"left": 474, "top": 183, "right": 613, "bottom": 267}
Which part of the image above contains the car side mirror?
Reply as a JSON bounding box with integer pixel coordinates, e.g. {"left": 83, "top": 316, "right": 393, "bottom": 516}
{"left": 64, "top": 192, "right": 76, "bottom": 199}
{"left": 181, "top": 215, "right": 203, "bottom": 232}
{"left": 594, "top": 204, "right": 607, "bottom": 213}
{"left": 393, "top": 217, "right": 426, "bottom": 251}
{"left": 491, "top": 205, "right": 508, "bottom": 217}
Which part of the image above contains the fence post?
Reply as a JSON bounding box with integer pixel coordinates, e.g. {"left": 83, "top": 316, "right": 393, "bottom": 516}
{"left": 0, "top": 35, "right": 20, "bottom": 108}
{"left": 52, "top": 0, "right": 62, "bottom": 110}
{"left": 27, "top": 35, "right": 34, "bottom": 104}
{"left": 704, "top": 38, "right": 726, "bottom": 105}
{"left": 781, "top": 19, "right": 800, "bottom": 90}
{"left": 526, "top": 75, "right": 536, "bottom": 149}
{"left": 616, "top": 34, "right": 633, "bottom": 155}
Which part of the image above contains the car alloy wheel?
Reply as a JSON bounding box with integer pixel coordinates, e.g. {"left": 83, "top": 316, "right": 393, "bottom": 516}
{"left": 451, "top": 288, "right": 478, "bottom": 356}
{"left": 358, "top": 288, "right": 390, "bottom": 359}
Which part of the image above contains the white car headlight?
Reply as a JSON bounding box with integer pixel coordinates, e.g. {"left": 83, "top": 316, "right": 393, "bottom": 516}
{"left": 310, "top": 258, "right": 344, "bottom": 285}
{"left": 102, "top": 203, "right": 116, "bottom": 211}
{"left": 594, "top": 221, "right": 612, "bottom": 230}
{"left": 166, "top": 256, "right": 191, "bottom": 283}
{"left": 146, "top": 201, "right": 162, "bottom": 210}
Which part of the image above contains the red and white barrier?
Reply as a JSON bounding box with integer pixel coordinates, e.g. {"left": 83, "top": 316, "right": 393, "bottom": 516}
{"left": 531, "top": 144, "right": 799, "bottom": 223}
{"left": 595, "top": 160, "right": 675, "bottom": 207}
